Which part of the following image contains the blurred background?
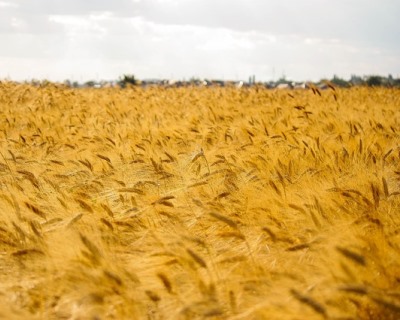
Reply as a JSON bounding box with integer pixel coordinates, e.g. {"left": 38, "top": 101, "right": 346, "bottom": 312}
{"left": 0, "top": 0, "right": 399, "bottom": 83}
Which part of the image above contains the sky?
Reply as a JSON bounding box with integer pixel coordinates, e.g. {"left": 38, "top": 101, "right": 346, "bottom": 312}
{"left": 0, "top": 0, "right": 399, "bottom": 82}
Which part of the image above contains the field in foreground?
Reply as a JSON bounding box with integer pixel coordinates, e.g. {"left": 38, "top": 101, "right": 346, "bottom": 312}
{"left": 0, "top": 83, "right": 399, "bottom": 319}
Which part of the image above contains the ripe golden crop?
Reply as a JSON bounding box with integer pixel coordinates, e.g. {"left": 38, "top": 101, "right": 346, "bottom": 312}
{"left": 0, "top": 82, "right": 399, "bottom": 319}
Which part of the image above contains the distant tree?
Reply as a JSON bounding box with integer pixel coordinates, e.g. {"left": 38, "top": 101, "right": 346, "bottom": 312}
{"left": 388, "top": 74, "right": 394, "bottom": 85}
{"left": 276, "top": 75, "right": 290, "bottom": 85}
{"left": 393, "top": 77, "right": 400, "bottom": 87}
{"left": 40, "top": 80, "right": 52, "bottom": 87}
{"left": 350, "top": 75, "right": 364, "bottom": 86}
{"left": 63, "top": 79, "right": 72, "bottom": 87}
{"left": 366, "top": 75, "right": 383, "bottom": 87}
{"left": 118, "top": 74, "right": 137, "bottom": 88}
{"left": 84, "top": 80, "right": 96, "bottom": 87}
{"left": 330, "top": 75, "right": 349, "bottom": 88}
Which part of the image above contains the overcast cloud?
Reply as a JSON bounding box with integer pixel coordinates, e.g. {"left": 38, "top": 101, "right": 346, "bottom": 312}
{"left": 0, "top": 0, "right": 399, "bottom": 82}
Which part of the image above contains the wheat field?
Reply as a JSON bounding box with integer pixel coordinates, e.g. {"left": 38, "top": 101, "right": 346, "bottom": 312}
{"left": 0, "top": 82, "right": 399, "bottom": 319}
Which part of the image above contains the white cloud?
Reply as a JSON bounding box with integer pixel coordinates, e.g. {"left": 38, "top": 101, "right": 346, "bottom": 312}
{"left": 10, "top": 17, "right": 26, "bottom": 29}
{"left": 49, "top": 14, "right": 108, "bottom": 37}
{"left": 0, "top": 0, "right": 399, "bottom": 81}
{"left": 0, "top": 1, "right": 18, "bottom": 7}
